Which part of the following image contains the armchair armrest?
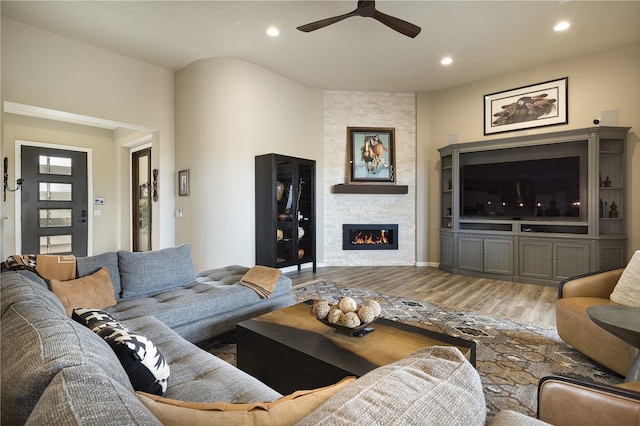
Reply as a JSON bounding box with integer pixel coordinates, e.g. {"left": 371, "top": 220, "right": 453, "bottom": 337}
{"left": 558, "top": 268, "right": 624, "bottom": 299}
{"left": 537, "top": 376, "right": 640, "bottom": 426}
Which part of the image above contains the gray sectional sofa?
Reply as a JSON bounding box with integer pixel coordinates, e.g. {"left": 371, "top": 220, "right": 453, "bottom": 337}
{"left": 76, "top": 244, "right": 294, "bottom": 342}
{"left": 1, "top": 245, "right": 488, "bottom": 425}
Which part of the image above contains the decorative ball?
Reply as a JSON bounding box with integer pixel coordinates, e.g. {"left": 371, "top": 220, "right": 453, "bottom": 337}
{"left": 312, "top": 300, "right": 331, "bottom": 320}
{"left": 357, "top": 305, "right": 375, "bottom": 323}
{"left": 327, "top": 308, "right": 344, "bottom": 324}
{"left": 364, "top": 299, "right": 381, "bottom": 317}
{"left": 338, "top": 296, "right": 357, "bottom": 313}
{"left": 341, "top": 312, "right": 360, "bottom": 328}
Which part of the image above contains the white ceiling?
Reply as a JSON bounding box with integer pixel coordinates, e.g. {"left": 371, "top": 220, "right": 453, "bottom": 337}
{"left": 2, "top": 1, "right": 640, "bottom": 93}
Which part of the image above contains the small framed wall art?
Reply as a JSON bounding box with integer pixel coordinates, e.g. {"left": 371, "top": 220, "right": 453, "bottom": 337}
{"left": 178, "top": 169, "right": 190, "bottom": 196}
{"left": 347, "top": 127, "right": 396, "bottom": 183}
{"left": 484, "top": 77, "right": 568, "bottom": 135}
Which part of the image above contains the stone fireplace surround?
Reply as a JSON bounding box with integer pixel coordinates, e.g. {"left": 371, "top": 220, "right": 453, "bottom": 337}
{"left": 323, "top": 91, "right": 416, "bottom": 266}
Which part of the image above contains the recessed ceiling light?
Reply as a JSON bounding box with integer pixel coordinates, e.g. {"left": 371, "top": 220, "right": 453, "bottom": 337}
{"left": 554, "top": 21, "right": 570, "bottom": 31}
{"left": 441, "top": 57, "right": 453, "bottom": 65}
{"left": 266, "top": 27, "right": 280, "bottom": 37}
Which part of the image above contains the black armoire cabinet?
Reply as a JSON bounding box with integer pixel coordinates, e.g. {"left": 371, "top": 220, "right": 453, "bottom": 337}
{"left": 255, "top": 154, "right": 316, "bottom": 272}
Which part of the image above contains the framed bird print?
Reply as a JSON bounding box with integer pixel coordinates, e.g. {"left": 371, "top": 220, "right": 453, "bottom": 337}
{"left": 484, "top": 77, "right": 568, "bottom": 135}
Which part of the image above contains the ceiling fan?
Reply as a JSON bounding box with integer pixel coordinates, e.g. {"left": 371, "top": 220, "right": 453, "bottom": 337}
{"left": 296, "top": 0, "right": 422, "bottom": 39}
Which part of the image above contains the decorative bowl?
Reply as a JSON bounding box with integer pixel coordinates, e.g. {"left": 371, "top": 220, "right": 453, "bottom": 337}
{"left": 317, "top": 317, "right": 374, "bottom": 336}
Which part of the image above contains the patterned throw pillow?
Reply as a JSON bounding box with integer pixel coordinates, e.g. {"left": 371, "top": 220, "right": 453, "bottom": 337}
{"left": 72, "top": 308, "right": 129, "bottom": 332}
{"left": 72, "top": 308, "right": 170, "bottom": 396}
{"left": 97, "top": 327, "right": 170, "bottom": 396}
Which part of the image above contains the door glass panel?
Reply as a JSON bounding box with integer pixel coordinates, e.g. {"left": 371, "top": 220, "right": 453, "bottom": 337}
{"left": 39, "top": 182, "right": 72, "bottom": 201}
{"left": 39, "top": 155, "right": 72, "bottom": 175}
{"left": 39, "top": 235, "right": 72, "bottom": 254}
{"left": 137, "top": 154, "right": 151, "bottom": 252}
{"left": 39, "top": 209, "right": 72, "bottom": 227}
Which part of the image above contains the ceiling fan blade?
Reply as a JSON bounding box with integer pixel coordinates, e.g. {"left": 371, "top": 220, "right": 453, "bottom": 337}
{"left": 373, "top": 10, "right": 421, "bottom": 38}
{"left": 297, "top": 11, "right": 357, "bottom": 33}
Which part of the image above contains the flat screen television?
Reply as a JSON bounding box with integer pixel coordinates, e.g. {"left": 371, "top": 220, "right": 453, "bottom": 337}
{"left": 461, "top": 156, "right": 582, "bottom": 220}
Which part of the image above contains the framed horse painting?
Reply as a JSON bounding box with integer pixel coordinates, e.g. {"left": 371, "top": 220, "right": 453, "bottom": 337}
{"left": 347, "top": 127, "right": 396, "bottom": 183}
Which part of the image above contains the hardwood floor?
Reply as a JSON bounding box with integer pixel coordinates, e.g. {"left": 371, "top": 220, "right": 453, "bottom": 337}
{"left": 285, "top": 266, "right": 558, "bottom": 328}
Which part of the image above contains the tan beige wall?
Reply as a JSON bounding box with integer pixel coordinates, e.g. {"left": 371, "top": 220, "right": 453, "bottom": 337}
{"left": 175, "top": 58, "right": 323, "bottom": 271}
{"left": 419, "top": 42, "right": 640, "bottom": 264}
{"left": 2, "top": 115, "right": 116, "bottom": 255}
{"left": 1, "top": 18, "right": 175, "bottom": 255}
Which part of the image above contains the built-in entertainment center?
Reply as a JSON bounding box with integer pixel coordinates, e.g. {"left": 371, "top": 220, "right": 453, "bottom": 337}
{"left": 439, "top": 126, "right": 629, "bottom": 286}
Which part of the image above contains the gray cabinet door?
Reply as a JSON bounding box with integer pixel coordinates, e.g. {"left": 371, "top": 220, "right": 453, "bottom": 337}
{"left": 484, "top": 238, "right": 514, "bottom": 275}
{"left": 519, "top": 239, "right": 553, "bottom": 280}
{"left": 554, "top": 242, "right": 591, "bottom": 280}
{"left": 457, "top": 237, "right": 484, "bottom": 272}
{"left": 440, "top": 233, "right": 454, "bottom": 269}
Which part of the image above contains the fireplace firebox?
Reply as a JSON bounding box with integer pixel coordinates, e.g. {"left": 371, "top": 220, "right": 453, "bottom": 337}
{"left": 342, "top": 224, "right": 398, "bottom": 250}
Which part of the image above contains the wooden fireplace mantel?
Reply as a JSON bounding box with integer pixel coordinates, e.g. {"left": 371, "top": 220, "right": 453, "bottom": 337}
{"left": 332, "top": 184, "right": 408, "bottom": 194}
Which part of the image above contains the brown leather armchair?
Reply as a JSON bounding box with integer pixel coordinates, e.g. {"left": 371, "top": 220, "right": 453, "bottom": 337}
{"left": 490, "top": 376, "right": 640, "bottom": 425}
{"left": 537, "top": 376, "right": 640, "bottom": 425}
{"left": 556, "top": 268, "right": 638, "bottom": 376}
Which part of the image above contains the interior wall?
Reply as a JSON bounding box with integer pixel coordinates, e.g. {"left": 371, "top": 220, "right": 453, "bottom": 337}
{"left": 419, "top": 42, "right": 640, "bottom": 263}
{"left": 175, "top": 58, "right": 323, "bottom": 271}
{"left": 323, "top": 91, "right": 417, "bottom": 266}
{"left": 1, "top": 18, "right": 176, "bottom": 253}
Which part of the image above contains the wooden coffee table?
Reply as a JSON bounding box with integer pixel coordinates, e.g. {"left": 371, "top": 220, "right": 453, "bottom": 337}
{"left": 236, "top": 301, "right": 476, "bottom": 394}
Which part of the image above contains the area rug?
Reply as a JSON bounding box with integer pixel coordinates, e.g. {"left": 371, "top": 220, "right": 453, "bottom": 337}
{"left": 211, "top": 281, "right": 624, "bottom": 419}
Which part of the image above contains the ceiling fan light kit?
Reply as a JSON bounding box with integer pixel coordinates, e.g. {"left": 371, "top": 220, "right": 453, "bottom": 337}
{"left": 297, "top": 0, "right": 421, "bottom": 39}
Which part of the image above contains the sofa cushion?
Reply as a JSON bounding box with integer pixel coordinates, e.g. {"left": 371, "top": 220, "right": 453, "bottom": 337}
{"left": 136, "top": 376, "right": 356, "bottom": 426}
{"left": 72, "top": 307, "right": 130, "bottom": 332}
{"left": 610, "top": 249, "right": 640, "bottom": 307}
{"left": 118, "top": 244, "right": 196, "bottom": 298}
{"left": 297, "top": 346, "right": 486, "bottom": 426}
{"left": 0, "top": 271, "right": 65, "bottom": 318}
{"left": 25, "top": 365, "right": 161, "bottom": 426}
{"left": 76, "top": 251, "right": 122, "bottom": 298}
{"left": 50, "top": 267, "right": 117, "bottom": 316}
{"left": 95, "top": 326, "right": 170, "bottom": 396}
{"left": 122, "top": 315, "right": 282, "bottom": 403}
{"left": 0, "top": 299, "right": 133, "bottom": 425}
{"left": 107, "top": 265, "right": 293, "bottom": 342}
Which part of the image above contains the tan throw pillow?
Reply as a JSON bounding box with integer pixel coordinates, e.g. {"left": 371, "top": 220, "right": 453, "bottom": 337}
{"left": 610, "top": 250, "right": 640, "bottom": 307}
{"left": 136, "top": 376, "right": 356, "bottom": 426}
{"left": 50, "top": 267, "right": 117, "bottom": 316}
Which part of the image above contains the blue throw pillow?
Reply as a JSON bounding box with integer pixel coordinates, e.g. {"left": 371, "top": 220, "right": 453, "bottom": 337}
{"left": 117, "top": 244, "right": 196, "bottom": 298}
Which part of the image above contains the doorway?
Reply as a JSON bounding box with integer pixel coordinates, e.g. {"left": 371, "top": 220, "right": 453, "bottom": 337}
{"left": 20, "top": 145, "right": 88, "bottom": 256}
{"left": 132, "top": 147, "right": 152, "bottom": 252}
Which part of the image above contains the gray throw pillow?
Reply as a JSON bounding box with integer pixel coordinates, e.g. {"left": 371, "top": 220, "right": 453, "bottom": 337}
{"left": 118, "top": 244, "right": 196, "bottom": 298}
{"left": 297, "top": 346, "right": 486, "bottom": 426}
{"left": 77, "top": 252, "right": 122, "bottom": 298}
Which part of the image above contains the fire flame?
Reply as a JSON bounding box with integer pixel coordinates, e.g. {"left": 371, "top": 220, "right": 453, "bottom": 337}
{"left": 351, "top": 230, "right": 389, "bottom": 245}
